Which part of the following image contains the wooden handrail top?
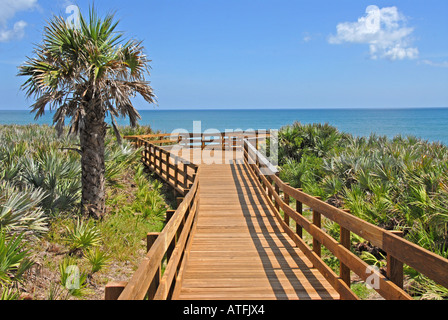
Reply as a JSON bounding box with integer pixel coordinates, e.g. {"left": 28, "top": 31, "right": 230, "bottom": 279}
{"left": 124, "top": 133, "right": 180, "bottom": 139}
{"left": 125, "top": 130, "right": 272, "bottom": 140}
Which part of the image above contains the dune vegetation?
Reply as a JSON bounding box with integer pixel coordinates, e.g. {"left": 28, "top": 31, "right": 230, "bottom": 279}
{"left": 276, "top": 122, "right": 448, "bottom": 299}
{"left": 0, "top": 124, "right": 173, "bottom": 300}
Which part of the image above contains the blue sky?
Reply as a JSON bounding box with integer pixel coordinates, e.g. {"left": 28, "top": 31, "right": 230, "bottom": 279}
{"left": 0, "top": 0, "right": 447, "bottom": 110}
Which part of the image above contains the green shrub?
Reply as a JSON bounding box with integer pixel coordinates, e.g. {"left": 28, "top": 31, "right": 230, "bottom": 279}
{"left": 58, "top": 256, "right": 88, "bottom": 297}
{"left": 0, "top": 181, "right": 48, "bottom": 233}
{"left": 64, "top": 218, "right": 102, "bottom": 254}
{"left": 0, "top": 229, "right": 34, "bottom": 286}
{"left": 84, "top": 247, "right": 111, "bottom": 273}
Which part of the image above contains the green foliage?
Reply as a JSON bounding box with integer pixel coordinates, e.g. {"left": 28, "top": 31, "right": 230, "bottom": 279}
{"left": 0, "top": 181, "right": 48, "bottom": 233}
{"left": 0, "top": 286, "right": 22, "bottom": 300}
{"left": 0, "top": 229, "right": 34, "bottom": 286}
{"left": 0, "top": 125, "right": 145, "bottom": 219}
{"left": 84, "top": 247, "right": 110, "bottom": 273}
{"left": 100, "top": 165, "right": 166, "bottom": 262}
{"left": 0, "top": 124, "right": 167, "bottom": 299}
{"left": 58, "top": 256, "right": 88, "bottom": 297}
{"left": 64, "top": 218, "right": 102, "bottom": 254}
{"left": 132, "top": 167, "right": 167, "bottom": 220}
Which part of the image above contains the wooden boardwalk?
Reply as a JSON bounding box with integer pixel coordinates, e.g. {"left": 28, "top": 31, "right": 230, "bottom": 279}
{"left": 112, "top": 134, "right": 448, "bottom": 301}
{"left": 174, "top": 162, "right": 339, "bottom": 300}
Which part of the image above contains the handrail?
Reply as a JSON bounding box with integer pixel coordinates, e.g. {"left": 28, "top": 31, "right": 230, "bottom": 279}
{"left": 243, "top": 138, "right": 448, "bottom": 300}
{"left": 112, "top": 137, "right": 200, "bottom": 300}
{"left": 126, "top": 130, "right": 271, "bottom": 149}
{"left": 134, "top": 137, "right": 198, "bottom": 195}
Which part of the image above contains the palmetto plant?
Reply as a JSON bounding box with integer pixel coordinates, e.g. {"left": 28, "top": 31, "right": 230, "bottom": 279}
{"left": 0, "top": 181, "right": 48, "bottom": 233}
{"left": 84, "top": 247, "right": 110, "bottom": 273}
{"left": 64, "top": 218, "right": 102, "bottom": 254}
{"left": 58, "top": 256, "right": 88, "bottom": 297}
{"left": 0, "top": 229, "right": 34, "bottom": 286}
{"left": 18, "top": 7, "right": 156, "bottom": 219}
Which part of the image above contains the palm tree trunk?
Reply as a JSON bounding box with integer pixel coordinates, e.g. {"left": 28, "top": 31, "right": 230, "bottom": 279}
{"left": 80, "top": 104, "right": 107, "bottom": 219}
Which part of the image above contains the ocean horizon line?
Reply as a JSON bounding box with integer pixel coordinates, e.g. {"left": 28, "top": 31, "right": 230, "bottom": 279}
{"left": 1, "top": 106, "right": 448, "bottom": 112}
{"left": 1, "top": 108, "right": 448, "bottom": 145}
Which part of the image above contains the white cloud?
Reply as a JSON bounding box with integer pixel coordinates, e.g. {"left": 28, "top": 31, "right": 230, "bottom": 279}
{"left": 0, "top": 0, "right": 38, "bottom": 42}
{"left": 328, "top": 5, "right": 419, "bottom": 61}
{"left": 422, "top": 60, "right": 448, "bottom": 68}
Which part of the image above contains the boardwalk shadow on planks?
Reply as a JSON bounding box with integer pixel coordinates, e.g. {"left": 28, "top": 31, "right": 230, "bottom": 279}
{"left": 230, "top": 162, "right": 336, "bottom": 300}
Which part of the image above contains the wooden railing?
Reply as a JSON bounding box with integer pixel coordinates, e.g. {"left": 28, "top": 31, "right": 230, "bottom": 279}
{"left": 106, "top": 167, "right": 200, "bottom": 300}
{"left": 134, "top": 137, "right": 198, "bottom": 195}
{"left": 177, "top": 131, "right": 270, "bottom": 150}
{"left": 243, "top": 138, "right": 448, "bottom": 300}
{"left": 125, "top": 131, "right": 271, "bottom": 150}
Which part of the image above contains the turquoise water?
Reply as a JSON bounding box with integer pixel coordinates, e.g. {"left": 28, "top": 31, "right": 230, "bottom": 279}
{"left": 1, "top": 108, "right": 447, "bottom": 145}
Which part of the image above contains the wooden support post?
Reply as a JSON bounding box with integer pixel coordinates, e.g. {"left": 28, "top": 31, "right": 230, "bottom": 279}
{"left": 105, "top": 281, "right": 128, "bottom": 300}
{"left": 267, "top": 178, "right": 273, "bottom": 202}
{"left": 146, "top": 232, "right": 161, "bottom": 300}
{"left": 255, "top": 131, "right": 259, "bottom": 151}
{"left": 149, "top": 145, "right": 154, "bottom": 168}
{"left": 177, "top": 197, "right": 184, "bottom": 207}
{"left": 147, "top": 232, "right": 160, "bottom": 253}
{"left": 158, "top": 148, "right": 162, "bottom": 174}
{"left": 165, "top": 209, "right": 176, "bottom": 224}
{"left": 143, "top": 141, "right": 148, "bottom": 166}
{"left": 165, "top": 151, "right": 169, "bottom": 181}
{"left": 221, "top": 133, "right": 225, "bottom": 151}
{"left": 340, "top": 209, "right": 352, "bottom": 286}
{"left": 284, "top": 183, "right": 290, "bottom": 226}
{"left": 387, "top": 230, "right": 404, "bottom": 289}
{"left": 296, "top": 188, "right": 303, "bottom": 239}
{"left": 274, "top": 183, "right": 280, "bottom": 211}
{"left": 174, "top": 158, "right": 179, "bottom": 189}
{"left": 183, "top": 163, "right": 188, "bottom": 189}
{"left": 312, "top": 196, "right": 322, "bottom": 258}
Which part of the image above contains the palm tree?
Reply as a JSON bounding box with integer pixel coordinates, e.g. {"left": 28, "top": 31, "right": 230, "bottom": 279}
{"left": 18, "top": 7, "right": 156, "bottom": 219}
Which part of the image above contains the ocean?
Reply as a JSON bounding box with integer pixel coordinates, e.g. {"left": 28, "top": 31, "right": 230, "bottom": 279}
{"left": 0, "top": 108, "right": 447, "bottom": 145}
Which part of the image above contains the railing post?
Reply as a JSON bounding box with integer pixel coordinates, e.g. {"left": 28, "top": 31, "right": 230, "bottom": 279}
{"left": 165, "top": 151, "right": 169, "bottom": 181}
{"left": 274, "top": 182, "right": 280, "bottom": 212}
{"left": 340, "top": 209, "right": 352, "bottom": 286}
{"left": 283, "top": 183, "right": 290, "bottom": 227}
{"left": 256, "top": 131, "right": 259, "bottom": 151}
{"left": 296, "top": 188, "right": 303, "bottom": 239}
{"left": 177, "top": 197, "right": 184, "bottom": 207}
{"left": 146, "top": 232, "right": 161, "bottom": 300}
{"left": 165, "top": 209, "right": 176, "bottom": 224}
{"left": 183, "top": 163, "right": 188, "bottom": 189}
{"left": 312, "top": 196, "right": 322, "bottom": 258}
{"left": 105, "top": 281, "right": 128, "bottom": 300}
{"left": 268, "top": 177, "right": 274, "bottom": 203}
{"left": 174, "top": 158, "right": 179, "bottom": 189}
{"left": 159, "top": 147, "right": 163, "bottom": 175}
{"left": 150, "top": 144, "right": 154, "bottom": 168}
{"left": 147, "top": 232, "right": 160, "bottom": 253}
{"left": 387, "top": 230, "right": 404, "bottom": 289}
